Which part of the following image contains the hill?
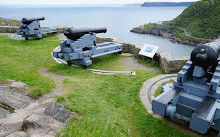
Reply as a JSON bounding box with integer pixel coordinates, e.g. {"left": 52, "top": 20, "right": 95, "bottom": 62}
{"left": 131, "top": 0, "right": 220, "bottom": 46}
{"left": 141, "top": 2, "right": 193, "bottom": 7}
{"left": 170, "top": 0, "right": 220, "bottom": 39}
{"left": 0, "top": 17, "right": 21, "bottom": 26}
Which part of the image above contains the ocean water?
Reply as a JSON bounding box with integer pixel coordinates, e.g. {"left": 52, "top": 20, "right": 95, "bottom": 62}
{"left": 0, "top": 5, "right": 194, "bottom": 57}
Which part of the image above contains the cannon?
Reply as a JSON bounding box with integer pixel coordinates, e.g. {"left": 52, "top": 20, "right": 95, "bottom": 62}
{"left": 17, "top": 17, "right": 57, "bottom": 40}
{"left": 152, "top": 39, "right": 220, "bottom": 134}
{"left": 52, "top": 27, "right": 123, "bottom": 68}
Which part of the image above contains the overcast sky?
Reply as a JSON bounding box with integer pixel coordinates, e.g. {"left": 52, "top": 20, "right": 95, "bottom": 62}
{"left": 0, "top": 0, "right": 199, "bottom": 5}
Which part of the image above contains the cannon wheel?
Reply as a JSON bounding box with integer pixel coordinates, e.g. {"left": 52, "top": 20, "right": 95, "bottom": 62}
{"left": 67, "top": 61, "right": 72, "bottom": 66}
{"left": 82, "top": 65, "right": 87, "bottom": 69}
{"left": 25, "top": 37, "right": 29, "bottom": 40}
{"left": 117, "top": 51, "right": 122, "bottom": 54}
{"left": 206, "top": 128, "right": 219, "bottom": 136}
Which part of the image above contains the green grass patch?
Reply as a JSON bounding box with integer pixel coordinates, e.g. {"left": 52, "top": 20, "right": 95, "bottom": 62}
{"left": 56, "top": 70, "right": 197, "bottom": 137}
{"left": 137, "top": 59, "right": 159, "bottom": 68}
{"left": 143, "top": 24, "right": 155, "bottom": 30}
{"left": 0, "top": 35, "right": 60, "bottom": 98}
{"left": 89, "top": 54, "right": 128, "bottom": 71}
{"left": 41, "top": 34, "right": 59, "bottom": 41}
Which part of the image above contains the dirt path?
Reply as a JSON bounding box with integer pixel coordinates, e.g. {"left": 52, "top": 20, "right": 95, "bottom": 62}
{"left": 176, "top": 27, "right": 211, "bottom": 42}
{"left": 39, "top": 69, "right": 66, "bottom": 102}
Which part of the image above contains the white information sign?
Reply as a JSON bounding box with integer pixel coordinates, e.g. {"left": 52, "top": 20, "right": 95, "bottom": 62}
{"left": 139, "top": 44, "right": 159, "bottom": 58}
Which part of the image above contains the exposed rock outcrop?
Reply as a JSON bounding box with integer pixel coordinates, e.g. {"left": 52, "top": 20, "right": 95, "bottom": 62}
{"left": 0, "top": 80, "right": 73, "bottom": 137}
{"left": 44, "top": 102, "right": 70, "bottom": 123}
{"left": 0, "top": 131, "right": 30, "bottom": 137}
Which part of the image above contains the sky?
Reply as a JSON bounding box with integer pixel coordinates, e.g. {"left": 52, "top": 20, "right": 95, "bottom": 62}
{"left": 0, "top": 0, "right": 199, "bottom": 5}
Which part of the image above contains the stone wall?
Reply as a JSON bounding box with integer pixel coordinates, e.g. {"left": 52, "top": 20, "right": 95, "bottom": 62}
{"left": 0, "top": 26, "right": 66, "bottom": 34}
{"left": 0, "top": 26, "right": 19, "bottom": 33}
{"left": 0, "top": 26, "right": 189, "bottom": 73}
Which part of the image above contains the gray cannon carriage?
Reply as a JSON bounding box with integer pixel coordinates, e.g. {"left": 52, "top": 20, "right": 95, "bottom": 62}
{"left": 17, "top": 17, "right": 57, "bottom": 40}
{"left": 152, "top": 39, "right": 220, "bottom": 134}
{"left": 53, "top": 27, "right": 123, "bottom": 69}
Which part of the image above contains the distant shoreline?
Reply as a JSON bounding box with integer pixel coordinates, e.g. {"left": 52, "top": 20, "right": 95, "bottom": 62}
{"left": 130, "top": 22, "right": 212, "bottom": 46}
{"left": 141, "top": 2, "right": 194, "bottom": 7}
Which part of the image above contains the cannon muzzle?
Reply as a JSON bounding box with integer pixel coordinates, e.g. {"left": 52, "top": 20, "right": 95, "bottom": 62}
{"left": 191, "top": 39, "right": 220, "bottom": 70}
{"left": 64, "top": 27, "right": 107, "bottom": 41}
{"left": 22, "top": 17, "right": 45, "bottom": 24}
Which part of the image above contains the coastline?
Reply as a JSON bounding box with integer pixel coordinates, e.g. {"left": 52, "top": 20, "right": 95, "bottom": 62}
{"left": 130, "top": 22, "right": 212, "bottom": 46}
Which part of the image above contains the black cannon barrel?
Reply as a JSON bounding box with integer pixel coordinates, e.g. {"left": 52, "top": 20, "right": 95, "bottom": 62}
{"left": 191, "top": 39, "right": 220, "bottom": 70}
{"left": 64, "top": 27, "right": 107, "bottom": 41}
{"left": 22, "top": 17, "right": 45, "bottom": 24}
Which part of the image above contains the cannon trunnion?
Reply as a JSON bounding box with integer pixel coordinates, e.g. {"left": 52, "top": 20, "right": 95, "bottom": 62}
{"left": 152, "top": 40, "right": 220, "bottom": 134}
{"left": 17, "top": 17, "right": 57, "bottom": 40}
{"left": 53, "top": 27, "right": 123, "bottom": 68}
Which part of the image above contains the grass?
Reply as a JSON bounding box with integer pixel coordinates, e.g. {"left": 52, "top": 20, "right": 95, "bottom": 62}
{"left": 154, "top": 80, "right": 174, "bottom": 97}
{"left": 55, "top": 70, "right": 197, "bottom": 137}
{"left": 0, "top": 34, "right": 59, "bottom": 98}
{"left": 143, "top": 24, "right": 155, "bottom": 30}
{"left": 0, "top": 34, "right": 199, "bottom": 137}
{"left": 89, "top": 54, "right": 127, "bottom": 71}
{"left": 137, "top": 59, "right": 159, "bottom": 68}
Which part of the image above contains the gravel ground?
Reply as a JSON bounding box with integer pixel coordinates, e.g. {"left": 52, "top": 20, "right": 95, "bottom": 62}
{"left": 0, "top": 33, "right": 25, "bottom": 40}
{"left": 57, "top": 34, "right": 66, "bottom": 40}
{"left": 120, "top": 57, "right": 160, "bottom": 71}
{"left": 39, "top": 69, "right": 65, "bottom": 102}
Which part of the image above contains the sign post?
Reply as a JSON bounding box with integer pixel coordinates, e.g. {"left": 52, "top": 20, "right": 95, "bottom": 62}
{"left": 139, "top": 44, "right": 159, "bottom": 65}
